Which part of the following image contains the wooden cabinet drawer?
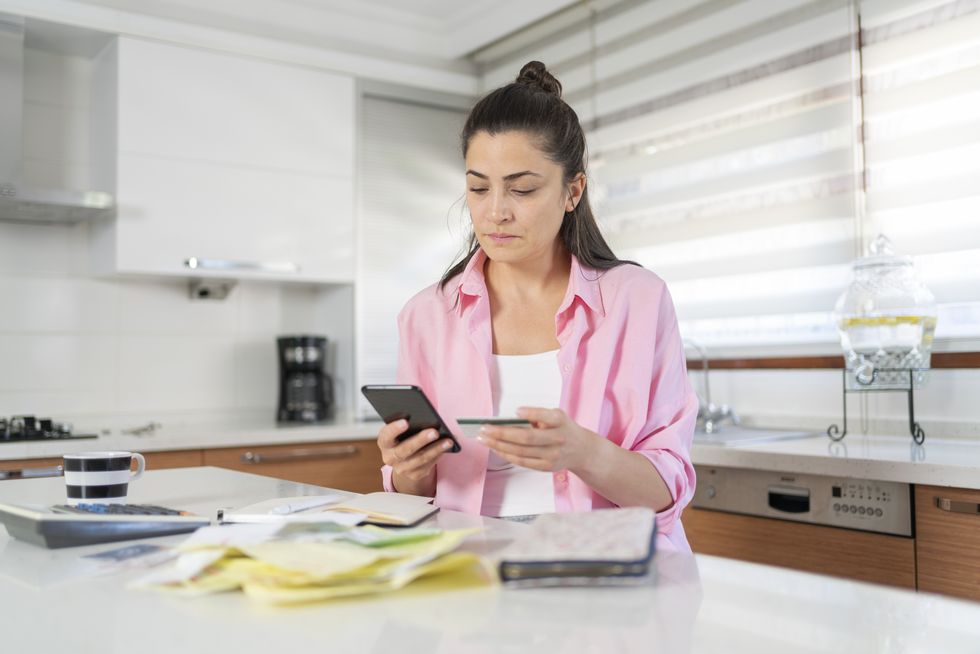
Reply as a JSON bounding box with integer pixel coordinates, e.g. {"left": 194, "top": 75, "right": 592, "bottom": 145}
{"left": 915, "top": 484, "right": 980, "bottom": 601}
{"left": 0, "top": 450, "right": 202, "bottom": 480}
{"left": 144, "top": 450, "right": 203, "bottom": 470}
{"left": 202, "top": 439, "right": 382, "bottom": 493}
{"left": 0, "top": 457, "right": 62, "bottom": 480}
{"left": 684, "top": 507, "right": 916, "bottom": 589}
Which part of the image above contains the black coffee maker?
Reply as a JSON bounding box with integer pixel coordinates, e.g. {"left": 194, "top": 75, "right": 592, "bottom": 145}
{"left": 277, "top": 335, "right": 334, "bottom": 423}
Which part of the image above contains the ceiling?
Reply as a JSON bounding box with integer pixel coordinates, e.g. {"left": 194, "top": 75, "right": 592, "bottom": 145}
{"left": 65, "top": 0, "right": 580, "bottom": 62}
{"left": 1, "top": 0, "right": 586, "bottom": 94}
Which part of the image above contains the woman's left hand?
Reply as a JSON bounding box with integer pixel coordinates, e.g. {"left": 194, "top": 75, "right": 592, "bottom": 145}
{"left": 477, "top": 407, "right": 598, "bottom": 473}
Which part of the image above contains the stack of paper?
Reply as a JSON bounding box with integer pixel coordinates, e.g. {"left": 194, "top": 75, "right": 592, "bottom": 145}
{"left": 131, "top": 519, "right": 492, "bottom": 605}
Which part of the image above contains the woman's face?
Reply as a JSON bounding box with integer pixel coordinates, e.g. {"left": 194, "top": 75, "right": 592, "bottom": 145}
{"left": 465, "top": 130, "right": 584, "bottom": 265}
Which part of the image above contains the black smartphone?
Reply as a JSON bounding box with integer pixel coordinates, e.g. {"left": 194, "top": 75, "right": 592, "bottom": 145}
{"left": 361, "top": 385, "right": 461, "bottom": 453}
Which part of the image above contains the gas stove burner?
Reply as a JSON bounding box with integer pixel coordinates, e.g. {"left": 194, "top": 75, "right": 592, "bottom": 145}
{"left": 0, "top": 416, "right": 98, "bottom": 442}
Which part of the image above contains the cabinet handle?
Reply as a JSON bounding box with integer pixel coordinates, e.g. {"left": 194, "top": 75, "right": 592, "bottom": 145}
{"left": 184, "top": 257, "right": 300, "bottom": 274}
{"left": 240, "top": 445, "right": 359, "bottom": 464}
{"left": 0, "top": 465, "right": 64, "bottom": 480}
{"left": 935, "top": 497, "right": 980, "bottom": 515}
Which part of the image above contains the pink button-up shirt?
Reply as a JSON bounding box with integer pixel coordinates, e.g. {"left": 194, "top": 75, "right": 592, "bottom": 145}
{"left": 381, "top": 249, "right": 698, "bottom": 553}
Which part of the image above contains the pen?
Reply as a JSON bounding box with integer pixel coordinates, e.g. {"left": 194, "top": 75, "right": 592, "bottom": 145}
{"left": 270, "top": 496, "right": 339, "bottom": 515}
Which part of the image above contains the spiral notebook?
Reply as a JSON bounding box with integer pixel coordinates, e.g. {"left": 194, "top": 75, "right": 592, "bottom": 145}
{"left": 498, "top": 507, "right": 657, "bottom": 586}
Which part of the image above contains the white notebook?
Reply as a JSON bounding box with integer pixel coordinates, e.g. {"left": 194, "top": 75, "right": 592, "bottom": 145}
{"left": 219, "top": 492, "right": 437, "bottom": 527}
{"left": 326, "top": 492, "right": 439, "bottom": 527}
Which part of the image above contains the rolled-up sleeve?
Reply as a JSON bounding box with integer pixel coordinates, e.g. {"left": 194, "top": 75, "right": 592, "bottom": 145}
{"left": 629, "top": 286, "right": 698, "bottom": 536}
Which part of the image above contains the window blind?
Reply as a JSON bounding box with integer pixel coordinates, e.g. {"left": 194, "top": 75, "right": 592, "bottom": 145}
{"left": 356, "top": 94, "right": 466, "bottom": 416}
{"left": 860, "top": 0, "right": 980, "bottom": 338}
{"left": 472, "top": 0, "right": 980, "bottom": 349}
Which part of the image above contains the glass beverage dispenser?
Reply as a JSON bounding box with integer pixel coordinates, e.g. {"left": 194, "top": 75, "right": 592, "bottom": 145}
{"left": 834, "top": 235, "right": 937, "bottom": 390}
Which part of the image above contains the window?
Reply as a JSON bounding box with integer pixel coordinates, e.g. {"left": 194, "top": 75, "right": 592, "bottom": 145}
{"left": 473, "top": 0, "right": 980, "bottom": 352}
{"left": 861, "top": 0, "right": 980, "bottom": 341}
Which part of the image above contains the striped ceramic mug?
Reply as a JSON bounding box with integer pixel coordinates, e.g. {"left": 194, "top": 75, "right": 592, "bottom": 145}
{"left": 62, "top": 451, "right": 145, "bottom": 505}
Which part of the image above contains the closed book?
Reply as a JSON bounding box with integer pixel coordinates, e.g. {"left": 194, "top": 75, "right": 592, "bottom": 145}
{"left": 498, "top": 507, "right": 657, "bottom": 586}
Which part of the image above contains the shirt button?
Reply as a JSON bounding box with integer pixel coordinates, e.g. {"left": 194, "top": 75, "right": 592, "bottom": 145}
{"left": 556, "top": 471, "right": 567, "bottom": 483}
{"left": 562, "top": 364, "right": 571, "bottom": 373}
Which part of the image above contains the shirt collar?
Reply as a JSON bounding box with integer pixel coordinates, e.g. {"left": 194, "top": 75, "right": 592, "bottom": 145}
{"left": 558, "top": 254, "right": 605, "bottom": 317}
{"left": 452, "top": 248, "right": 605, "bottom": 318}
{"left": 456, "top": 247, "right": 487, "bottom": 308}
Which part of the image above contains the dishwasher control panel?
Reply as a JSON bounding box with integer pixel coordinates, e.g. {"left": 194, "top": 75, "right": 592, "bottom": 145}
{"left": 692, "top": 465, "right": 912, "bottom": 537}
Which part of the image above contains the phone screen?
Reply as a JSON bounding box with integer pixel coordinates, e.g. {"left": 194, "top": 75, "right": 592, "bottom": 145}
{"left": 361, "top": 385, "right": 461, "bottom": 453}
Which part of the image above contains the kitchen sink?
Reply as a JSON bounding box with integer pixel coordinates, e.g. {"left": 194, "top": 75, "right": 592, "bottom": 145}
{"left": 692, "top": 426, "right": 820, "bottom": 447}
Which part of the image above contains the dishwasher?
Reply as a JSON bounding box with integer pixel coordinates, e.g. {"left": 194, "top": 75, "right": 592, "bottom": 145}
{"left": 691, "top": 465, "right": 913, "bottom": 537}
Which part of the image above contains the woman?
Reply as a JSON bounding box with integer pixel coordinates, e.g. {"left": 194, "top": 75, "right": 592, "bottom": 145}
{"left": 376, "top": 61, "right": 698, "bottom": 553}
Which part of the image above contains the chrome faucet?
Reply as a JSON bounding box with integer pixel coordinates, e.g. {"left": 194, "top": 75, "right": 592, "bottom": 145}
{"left": 683, "top": 338, "right": 739, "bottom": 434}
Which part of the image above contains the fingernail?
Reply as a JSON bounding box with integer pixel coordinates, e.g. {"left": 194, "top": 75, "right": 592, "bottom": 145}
{"left": 475, "top": 435, "right": 484, "bottom": 443}
{"left": 442, "top": 440, "right": 452, "bottom": 450}
{"left": 428, "top": 430, "right": 438, "bottom": 441}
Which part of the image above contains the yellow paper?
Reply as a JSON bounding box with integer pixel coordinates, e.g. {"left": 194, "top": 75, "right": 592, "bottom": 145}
{"left": 341, "top": 528, "right": 477, "bottom": 561}
{"left": 238, "top": 541, "right": 381, "bottom": 578}
{"left": 135, "top": 526, "right": 487, "bottom": 604}
{"left": 241, "top": 552, "right": 493, "bottom": 605}
{"left": 239, "top": 529, "right": 477, "bottom": 585}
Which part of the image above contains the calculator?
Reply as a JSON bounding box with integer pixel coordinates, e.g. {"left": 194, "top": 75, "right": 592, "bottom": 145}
{"left": 0, "top": 501, "right": 211, "bottom": 549}
{"left": 51, "top": 503, "right": 194, "bottom": 517}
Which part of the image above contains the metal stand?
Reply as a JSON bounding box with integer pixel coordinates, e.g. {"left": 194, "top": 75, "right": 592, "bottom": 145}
{"left": 827, "top": 368, "right": 926, "bottom": 444}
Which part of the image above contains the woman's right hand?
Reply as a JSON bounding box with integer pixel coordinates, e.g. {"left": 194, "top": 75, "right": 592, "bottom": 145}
{"left": 377, "top": 419, "right": 453, "bottom": 496}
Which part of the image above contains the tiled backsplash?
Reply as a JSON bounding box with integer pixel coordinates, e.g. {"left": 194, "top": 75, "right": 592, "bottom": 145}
{"left": 0, "top": 221, "right": 348, "bottom": 421}
{"left": 701, "top": 367, "right": 980, "bottom": 440}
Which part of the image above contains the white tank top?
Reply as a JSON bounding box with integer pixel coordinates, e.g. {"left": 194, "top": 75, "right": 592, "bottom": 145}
{"left": 481, "top": 349, "right": 562, "bottom": 517}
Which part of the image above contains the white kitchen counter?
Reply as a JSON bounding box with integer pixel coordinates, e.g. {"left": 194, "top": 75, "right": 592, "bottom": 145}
{"left": 693, "top": 431, "right": 980, "bottom": 489}
{"left": 6, "top": 415, "right": 980, "bottom": 491}
{"left": 0, "top": 415, "right": 379, "bottom": 460}
{"left": 1, "top": 467, "right": 979, "bottom": 654}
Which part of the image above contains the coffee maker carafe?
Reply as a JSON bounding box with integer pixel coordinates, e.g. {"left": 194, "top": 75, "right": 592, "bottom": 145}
{"left": 277, "top": 335, "right": 333, "bottom": 423}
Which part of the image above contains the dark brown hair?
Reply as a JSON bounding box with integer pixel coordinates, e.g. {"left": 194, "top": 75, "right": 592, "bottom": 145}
{"left": 439, "top": 60, "right": 635, "bottom": 290}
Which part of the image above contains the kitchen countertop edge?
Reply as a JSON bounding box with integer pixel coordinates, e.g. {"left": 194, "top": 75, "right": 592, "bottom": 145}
{"left": 692, "top": 435, "right": 980, "bottom": 489}
{"left": 0, "top": 420, "right": 380, "bottom": 461}
{"left": 7, "top": 424, "right": 980, "bottom": 491}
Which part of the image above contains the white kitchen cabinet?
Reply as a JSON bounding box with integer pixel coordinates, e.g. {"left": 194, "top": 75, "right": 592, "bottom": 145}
{"left": 106, "top": 153, "right": 353, "bottom": 280}
{"left": 90, "top": 37, "right": 355, "bottom": 282}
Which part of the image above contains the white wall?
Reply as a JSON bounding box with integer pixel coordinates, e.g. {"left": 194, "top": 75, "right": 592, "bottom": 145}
{"left": 703, "top": 368, "right": 980, "bottom": 440}
{"left": 355, "top": 92, "right": 468, "bottom": 416}
{"left": 0, "top": 46, "right": 353, "bottom": 428}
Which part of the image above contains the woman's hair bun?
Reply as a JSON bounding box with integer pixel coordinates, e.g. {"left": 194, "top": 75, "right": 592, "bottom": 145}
{"left": 515, "top": 61, "right": 562, "bottom": 97}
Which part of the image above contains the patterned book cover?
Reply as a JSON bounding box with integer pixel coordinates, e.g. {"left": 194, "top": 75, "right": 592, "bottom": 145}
{"left": 499, "top": 507, "right": 657, "bottom": 580}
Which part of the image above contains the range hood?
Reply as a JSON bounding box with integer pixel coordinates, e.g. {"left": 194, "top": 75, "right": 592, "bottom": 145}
{"left": 0, "top": 14, "right": 114, "bottom": 224}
